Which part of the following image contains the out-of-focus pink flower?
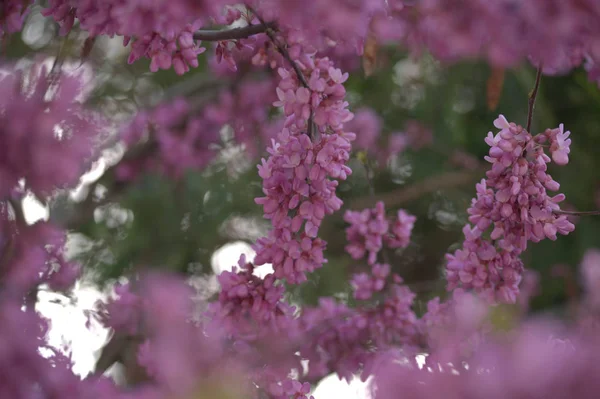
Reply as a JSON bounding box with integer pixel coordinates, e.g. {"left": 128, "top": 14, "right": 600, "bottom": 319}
{"left": 0, "top": 63, "right": 102, "bottom": 198}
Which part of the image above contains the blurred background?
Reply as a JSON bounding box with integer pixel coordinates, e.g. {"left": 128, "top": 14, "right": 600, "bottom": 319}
{"left": 6, "top": 2, "right": 600, "bottom": 388}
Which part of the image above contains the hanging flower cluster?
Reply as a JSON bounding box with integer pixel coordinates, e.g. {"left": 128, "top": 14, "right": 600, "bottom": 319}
{"left": 446, "top": 115, "right": 575, "bottom": 303}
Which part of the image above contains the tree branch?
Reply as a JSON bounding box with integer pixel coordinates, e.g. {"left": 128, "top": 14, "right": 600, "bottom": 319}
{"left": 526, "top": 64, "right": 543, "bottom": 132}
{"left": 554, "top": 209, "right": 600, "bottom": 216}
{"left": 246, "top": 5, "right": 310, "bottom": 89}
{"left": 349, "top": 169, "right": 485, "bottom": 210}
{"left": 193, "top": 23, "right": 274, "bottom": 41}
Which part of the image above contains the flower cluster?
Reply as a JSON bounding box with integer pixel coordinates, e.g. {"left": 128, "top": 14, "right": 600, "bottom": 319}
{"left": 297, "top": 202, "right": 419, "bottom": 381}
{"left": 351, "top": 263, "right": 391, "bottom": 300}
{"left": 0, "top": 0, "right": 30, "bottom": 37}
{"left": 22, "top": 0, "right": 600, "bottom": 86}
{"left": 0, "top": 214, "right": 80, "bottom": 293}
{"left": 42, "top": 0, "right": 240, "bottom": 74}
{"left": 250, "top": 0, "right": 386, "bottom": 56}
{"left": 208, "top": 255, "right": 294, "bottom": 336}
{"left": 98, "top": 282, "right": 143, "bottom": 336}
{"left": 446, "top": 115, "right": 575, "bottom": 304}
{"left": 253, "top": 43, "right": 354, "bottom": 284}
{"left": 100, "top": 274, "right": 252, "bottom": 398}
{"left": 344, "top": 201, "right": 416, "bottom": 265}
{"left": 0, "top": 63, "right": 102, "bottom": 198}
{"left": 372, "top": 319, "right": 600, "bottom": 399}
{"left": 376, "top": 0, "right": 600, "bottom": 85}
{"left": 0, "top": 62, "right": 102, "bottom": 296}
{"left": 128, "top": 22, "right": 206, "bottom": 75}
{"left": 118, "top": 77, "right": 277, "bottom": 181}
{"left": 299, "top": 267, "right": 420, "bottom": 382}
{"left": 0, "top": 298, "right": 121, "bottom": 399}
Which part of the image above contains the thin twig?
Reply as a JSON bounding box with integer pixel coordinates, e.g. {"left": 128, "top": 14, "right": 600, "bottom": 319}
{"left": 526, "top": 64, "right": 543, "bottom": 132}
{"left": 193, "top": 23, "right": 274, "bottom": 41}
{"left": 362, "top": 159, "right": 376, "bottom": 197}
{"left": 245, "top": 4, "right": 315, "bottom": 139}
{"left": 246, "top": 5, "right": 310, "bottom": 89}
{"left": 554, "top": 209, "right": 600, "bottom": 216}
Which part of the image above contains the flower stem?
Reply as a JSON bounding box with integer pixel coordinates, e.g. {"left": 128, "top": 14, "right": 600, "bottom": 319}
{"left": 526, "top": 64, "right": 543, "bottom": 132}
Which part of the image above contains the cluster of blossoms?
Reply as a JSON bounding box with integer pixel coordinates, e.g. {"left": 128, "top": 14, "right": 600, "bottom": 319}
{"left": 344, "top": 201, "right": 417, "bottom": 264}
{"left": 117, "top": 78, "right": 276, "bottom": 181}
{"left": 208, "top": 254, "right": 294, "bottom": 337}
{"left": 376, "top": 0, "right": 600, "bottom": 85}
{"left": 42, "top": 0, "right": 242, "bottom": 74}
{"left": 0, "top": 0, "right": 29, "bottom": 37}
{"left": 372, "top": 312, "right": 600, "bottom": 399}
{"left": 97, "top": 274, "right": 253, "bottom": 398}
{"left": 0, "top": 63, "right": 102, "bottom": 198}
{"left": 0, "top": 63, "right": 114, "bottom": 398}
{"left": 101, "top": 266, "right": 315, "bottom": 399}
{"left": 253, "top": 46, "right": 354, "bottom": 284}
{"left": 298, "top": 202, "right": 420, "bottom": 381}
{"left": 253, "top": 0, "right": 386, "bottom": 57}
{"left": 128, "top": 22, "right": 206, "bottom": 75}
{"left": 5, "top": 1, "right": 600, "bottom": 86}
{"left": 0, "top": 298, "right": 84, "bottom": 398}
{"left": 204, "top": 29, "right": 361, "bottom": 395}
{"left": 366, "top": 249, "right": 600, "bottom": 399}
{"left": 0, "top": 63, "right": 105, "bottom": 293}
{"left": 0, "top": 211, "right": 79, "bottom": 292}
{"left": 446, "top": 115, "right": 575, "bottom": 304}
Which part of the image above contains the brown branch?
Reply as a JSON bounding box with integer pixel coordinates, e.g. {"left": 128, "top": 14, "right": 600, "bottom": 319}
{"left": 554, "top": 209, "right": 600, "bottom": 216}
{"left": 246, "top": 5, "right": 310, "bottom": 89}
{"left": 526, "top": 64, "right": 543, "bottom": 132}
{"left": 349, "top": 169, "right": 484, "bottom": 210}
{"left": 193, "top": 23, "right": 274, "bottom": 41}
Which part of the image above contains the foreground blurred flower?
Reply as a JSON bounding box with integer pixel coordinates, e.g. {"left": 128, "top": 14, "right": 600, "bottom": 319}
{"left": 0, "top": 63, "right": 105, "bottom": 198}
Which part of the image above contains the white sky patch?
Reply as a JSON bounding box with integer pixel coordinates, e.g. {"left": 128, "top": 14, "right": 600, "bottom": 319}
{"left": 22, "top": 193, "right": 49, "bottom": 224}
{"left": 36, "top": 284, "right": 109, "bottom": 377}
{"left": 211, "top": 240, "right": 273, "bottom": 278}
{"left": 313, "top": 374, "right": 372, "bottom": 399}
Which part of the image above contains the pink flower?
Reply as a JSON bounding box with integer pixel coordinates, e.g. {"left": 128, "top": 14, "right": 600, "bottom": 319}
{"left": 549, "top": 124, "right": 572, "bottom": 165}
{"left": 0, "top": 63, "right": 102, "bottom": 198}
{"left": 446, "top": 116, "right": 574, "bottom": 303}
{"left": 345, "top": 202, "right": 416, "bottom": 264}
